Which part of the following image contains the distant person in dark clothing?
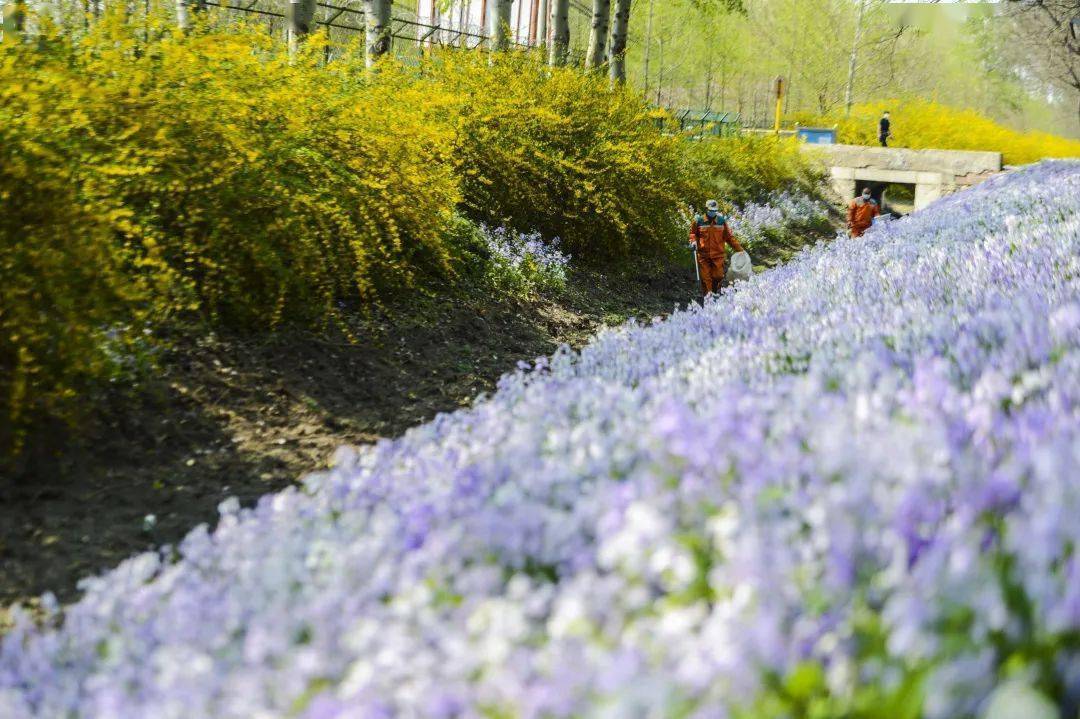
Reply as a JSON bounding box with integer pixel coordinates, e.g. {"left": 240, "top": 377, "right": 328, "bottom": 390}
{"left": 879, "top": 111, "right": 891, "bottom": 147}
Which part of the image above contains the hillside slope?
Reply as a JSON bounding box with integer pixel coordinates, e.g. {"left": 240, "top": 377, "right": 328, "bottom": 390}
{"left": 5, "top": 162, "right": 1080, "bottom": 717}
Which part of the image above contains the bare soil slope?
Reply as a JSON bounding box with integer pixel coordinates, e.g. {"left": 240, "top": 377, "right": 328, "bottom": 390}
{"left": 1, "top": 262, "right": 692, "bottom": 611}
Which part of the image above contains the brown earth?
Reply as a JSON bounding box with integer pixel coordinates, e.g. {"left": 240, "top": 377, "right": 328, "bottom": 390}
{"left": 0, "top": 261, "right": 694, "bottom": 616}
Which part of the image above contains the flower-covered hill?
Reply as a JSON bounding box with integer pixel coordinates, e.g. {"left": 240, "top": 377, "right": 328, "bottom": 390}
{"left": 4, "top": 162, "right": 1080, "bottom": 717}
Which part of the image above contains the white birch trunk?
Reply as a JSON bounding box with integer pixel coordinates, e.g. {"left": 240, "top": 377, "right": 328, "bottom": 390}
{"left": 489, "top": 0, "right": 512, "bottom": 51}
{"left": 176, "top": 0, "right": 189, "bottom": 31}
{"left": 548, "top": 0, "right": 569, "bottom": 65}
{"left": 177, "top": 0, "right": 203, "bottom": 31}
{"left": 585, "top": 0, "right": 610, "bottom": 70}
{"left": 365, "top": 0, "right": 392, "bottom": 66}
{"left": 536, "top": 0, "right": 549, "bottom": 48}
{"left": 844, "top": 0, "right": 867, "bottom": 115}
{"left": 287, "top": 0, "right": 317, "bottom": 55}
{"left": 608, "top": 0, "right": 630, "bottom": 84}
{"left": 458, "top": 0, "right": 467, "bottom": 48}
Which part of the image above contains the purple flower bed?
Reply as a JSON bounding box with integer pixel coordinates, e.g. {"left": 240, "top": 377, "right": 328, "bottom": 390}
{"left": 481, "top": 225, "right": 570, "bottom": 289}
{"left": 728, "top": 191, "right": 831, "bottom": 247}
{"left": 3, "top": 162, "right": 1080, "bottom": 718}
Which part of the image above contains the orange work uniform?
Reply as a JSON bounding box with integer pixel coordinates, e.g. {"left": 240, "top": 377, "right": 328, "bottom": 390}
{"left": 690, "top": 214, "right": 743, "bottom": 296}
{"left": 847, "top": 198, "right": 880, "bottom": 237}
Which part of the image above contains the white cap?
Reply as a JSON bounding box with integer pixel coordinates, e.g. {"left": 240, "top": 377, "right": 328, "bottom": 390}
{"left": 705, "top": 199, "right": 720, "bottom": 211}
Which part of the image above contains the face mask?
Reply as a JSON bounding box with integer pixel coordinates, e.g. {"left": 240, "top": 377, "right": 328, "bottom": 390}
{"left": 706, "top": 210, "right": 718, "bottom": 219}
{"left": 862, "top": 194, "right": 871, "bottom": 201}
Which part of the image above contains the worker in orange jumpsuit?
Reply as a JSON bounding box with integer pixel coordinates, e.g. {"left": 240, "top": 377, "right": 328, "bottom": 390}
{"left": 689, "top": 199, "right": 744, "bottom": 298}
{"left": 847, "top": 188, "right": 880, "bottom": 237}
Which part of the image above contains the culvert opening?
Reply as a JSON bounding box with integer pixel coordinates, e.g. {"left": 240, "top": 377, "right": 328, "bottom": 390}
{"left": 856, "top": 181, "right": 914, "bottom": 218}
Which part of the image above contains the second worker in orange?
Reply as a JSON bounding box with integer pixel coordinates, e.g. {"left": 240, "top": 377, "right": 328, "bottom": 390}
{"left": 847, "top": 187, "right": 881, "bottom": 238}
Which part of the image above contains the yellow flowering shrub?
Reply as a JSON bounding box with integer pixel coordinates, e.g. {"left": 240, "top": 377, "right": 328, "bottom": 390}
{"left": 0, "top": 38, "right": 152, "bottom": 461}
{"left": 684, "top": 133, "right": 826, "bottom": 207}
{"left": 2, "top": 13, "right": 820, "bottom": 463}
{"left": 796, "top": 100, "right": 1080, "bottom": 165}
{"left": 2, "top": 16, "right": 462, "bottom": 459}
{"left": 431, "top": 51, "right": 699, "bottom": 262}
{"left": 71, "top": 16, "right": 461, "bottom": 329}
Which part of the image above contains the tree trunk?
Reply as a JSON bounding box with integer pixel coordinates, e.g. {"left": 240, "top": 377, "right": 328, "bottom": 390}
{"left": 704, "top": 61, "right": 713, "bottom": 109}
{"left": 490, "top": 0, "right": 512, "bottom": 51}
{"left": 515, "top": 0, "right": 524, "bottom": 43}
{"left": 655, "top": 36, "right": 664, "bottom": 105}
{"left": 459, "top": 0, "right": 468, "bottom": 48}
{"left": 536, "top": 0, "right": 549, "bottom": 48}
{"left": 608, "top": 0, "right": 630, "bottom": 84}
{"left": 176, "top": 0, "right": 189, "bottom": 32}
{"left": 429, "top": 0, "right": 438, "bottom": 49}
{"left": 585, "top": 0, "right": 611, "bottom": 70}
{"left": 287, "top": 0, "right": 317, "bottom": 55}
{"left": 844, "top": 0, "right": 866, "bottom": 115}
{"left": 787, "top": 9, "right": 799, "bottom": 115}
{"left": 365, "top": 0, "right": 392, "bottom": 66}
{"left": 176, "top": 0, "right": 205, "bottom": 32}
{"left": 548, "top": 0, "right": 569, "bottom": 66}
{"left": 720, "top": 63, "right": 727, "bottom": 111}
{"left": 528, "top": 0, "right": 539, "bottom": 45}
{"left": 642, "top": 0, "right": 654, "bottom": 93}
{"left": 2, "top": 0, "right": 25, "bottom": 40}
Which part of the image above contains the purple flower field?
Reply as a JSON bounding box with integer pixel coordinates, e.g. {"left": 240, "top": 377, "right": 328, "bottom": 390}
{"left": 3, "top": 162, "right": 1080, "bottom": 718}
{"left": 728, "top": 191, "right": 831, "bottom": 247}
{"left": 480, "top": 225, "right": 570, "bottom": 290}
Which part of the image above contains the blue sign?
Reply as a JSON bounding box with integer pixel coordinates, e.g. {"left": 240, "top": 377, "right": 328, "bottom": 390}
{"left": 796, "top": 127, "right": 837, "bottom": 144}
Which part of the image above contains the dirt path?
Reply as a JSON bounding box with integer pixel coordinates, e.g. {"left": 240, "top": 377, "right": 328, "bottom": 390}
{"left": 0, "top": 262, "right": 692, "bottom": 614}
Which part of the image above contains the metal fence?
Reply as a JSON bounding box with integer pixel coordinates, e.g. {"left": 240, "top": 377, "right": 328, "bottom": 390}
{"left": 193, "top": 0, "right": 600, "bottom": 53}
{"left": 198, "top": 1, "right": 504, "bottom": 52}
{"left": 657, "top": 109, "right": 741, "bottom": 139}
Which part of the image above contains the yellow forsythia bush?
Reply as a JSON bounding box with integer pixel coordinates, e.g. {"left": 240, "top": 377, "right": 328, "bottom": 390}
{"left": 2, "top": 11, "right": 820, "bottom": 462}
{"left": 798, "top": 100, "right": 1080, "bottom": 165}
{"left": 72, "top": 16, "right": 461, "bottom": 329}
{"left": 685, "top": 134, "right": 826, "bottom": 207}
{"left": 431, "top": 51, "right": 700, "bottom": 262}
{"left": 0, "top": 38, "right": 151, "bottom": 460}
{"left": 2, "top": 16, "right": 461, "bottom": 459}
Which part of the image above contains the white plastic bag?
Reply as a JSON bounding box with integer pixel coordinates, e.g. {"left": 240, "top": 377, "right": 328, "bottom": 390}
{"left": 726, "top": 251, "right": 752, "bottom": 283}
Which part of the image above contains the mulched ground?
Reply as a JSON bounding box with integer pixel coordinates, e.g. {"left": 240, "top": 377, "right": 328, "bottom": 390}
{"left": 0, "top": 262, "right": 693, "bottom": 616}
